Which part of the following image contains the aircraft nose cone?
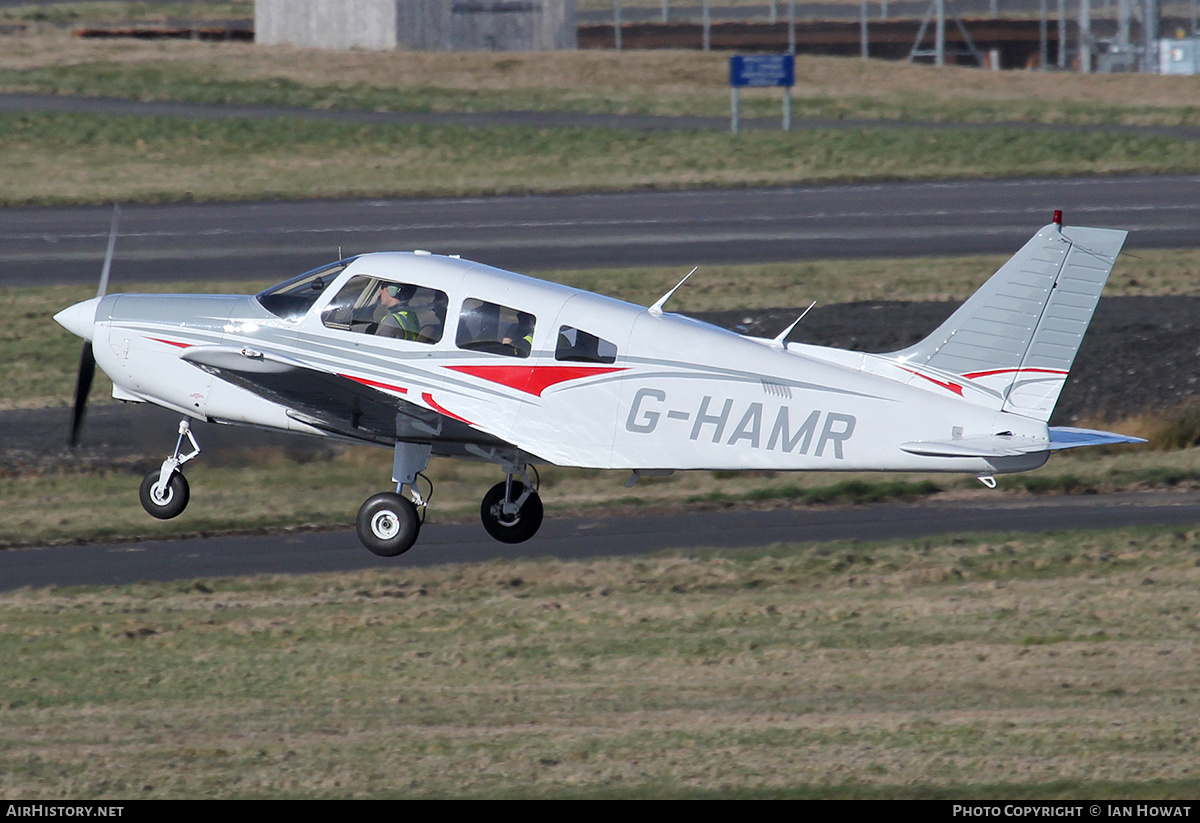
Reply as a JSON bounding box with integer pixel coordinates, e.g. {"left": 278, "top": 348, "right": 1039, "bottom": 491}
{"left": 54, "top": 297, "right": 102, "bottom": 342}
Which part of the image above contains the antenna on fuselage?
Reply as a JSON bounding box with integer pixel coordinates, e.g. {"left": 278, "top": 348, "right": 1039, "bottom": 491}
{"left": 770, "top": 301, "right": 816, "bottom": 350}
{"left": 648, "top": 267, "right": 698, "bottom": 316}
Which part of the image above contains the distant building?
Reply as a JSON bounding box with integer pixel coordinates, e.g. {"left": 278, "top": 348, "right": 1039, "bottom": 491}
{"left": 255, "top": 0, "right": 577, "bottom": 51}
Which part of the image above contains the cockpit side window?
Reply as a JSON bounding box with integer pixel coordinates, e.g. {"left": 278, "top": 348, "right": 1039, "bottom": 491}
{"left": 456, "top": 298, "right": 536, "bottom": 358}
{"left": 256, "top": 260, "right": 352, "bottom": 321}
{"left": 321, "top": 275, "right": 447, "bottom": 344}
{"left": 555, "top": 326, "right": 617, "bottom": 364}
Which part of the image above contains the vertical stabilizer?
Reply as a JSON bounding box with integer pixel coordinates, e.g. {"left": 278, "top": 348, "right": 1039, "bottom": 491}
{"left": 886, "top": 219, "right": 1127, "bottom": 422}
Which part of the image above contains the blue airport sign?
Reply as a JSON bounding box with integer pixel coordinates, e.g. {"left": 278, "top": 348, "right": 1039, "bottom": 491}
{"left": 729, "top": 54, "right": 795, "bottom": 88}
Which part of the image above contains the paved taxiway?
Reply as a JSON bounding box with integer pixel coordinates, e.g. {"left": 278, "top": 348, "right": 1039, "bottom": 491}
{"left": 4, "top": 491, "right": 1200, "bottom": 591}
{"left": 5, "top": 175, "right": 1200, "bottom": 286}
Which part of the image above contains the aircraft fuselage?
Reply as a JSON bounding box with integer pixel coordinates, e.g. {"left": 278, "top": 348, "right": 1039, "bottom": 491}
{"left": 83, "top": 253, "right": 1047, "bottom": 477}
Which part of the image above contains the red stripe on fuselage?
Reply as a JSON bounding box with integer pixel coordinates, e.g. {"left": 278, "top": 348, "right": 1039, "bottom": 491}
{"left": 898, "top": 367, "right": 964, "bottom": 396}
{"left": 146, "top": 336, "right": 192, "bottom": 349}
{"left": 339, "top": 374, "right": 409, "bottom": 395}
{"left": 422, "top": 393, "right": 473, "bottom": 426}
{"left": 447, "top": 364, "right": 625, "bottom": 397}
{"left": 962, "top": 367, "right": 1069, "bottom": 380}
{"left": 339, "top": 374, "right": 471, "bottom": 426}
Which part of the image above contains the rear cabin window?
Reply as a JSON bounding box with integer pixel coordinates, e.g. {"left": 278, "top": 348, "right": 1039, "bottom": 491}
{"left": 455, "top": 298, "right": 536, "bottom": 359}
{"left": 321, "top": 275, "right": 447, "bottom": 344}
{"left": 555, "top": 326, "right": 617, "bottom": 364}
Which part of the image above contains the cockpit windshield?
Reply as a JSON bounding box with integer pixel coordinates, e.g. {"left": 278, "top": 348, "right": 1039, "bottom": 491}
{"left": 256, "top": 259, "right": 356, "bottom": 321}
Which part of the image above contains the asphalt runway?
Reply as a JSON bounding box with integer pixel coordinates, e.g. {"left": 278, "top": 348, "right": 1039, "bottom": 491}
{"left": 5, "top": 175, "right": 1200, "bottom": 287}
{"left": 5, "top": 491, "right": 1200, "bottom": 591}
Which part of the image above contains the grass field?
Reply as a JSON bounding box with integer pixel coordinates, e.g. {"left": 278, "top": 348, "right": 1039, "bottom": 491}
{"left": 4, "top": 17, "right": 1200, "bottom": 798}
{"left": 5, "top": 31, "right": 1200, "bottom": 204}
{"left": 3, "top": 526, "right": 1199, "bottom": 798}
{"left": 5, "top": 110, "right": 1199, "bottom": 206}
{"left": 6, "top": 29, "right": 1200, "bottom": 125}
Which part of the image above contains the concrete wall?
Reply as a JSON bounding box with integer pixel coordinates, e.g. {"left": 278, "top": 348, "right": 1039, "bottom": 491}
{"left": 256, "top": 0, "right": 577, "bottom": 51}
{"left": 256, "top": 0, "right": 400, "bottom": 50}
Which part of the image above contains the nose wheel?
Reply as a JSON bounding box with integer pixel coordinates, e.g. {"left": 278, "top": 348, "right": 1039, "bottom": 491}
{"left": 139, "top": 470, "right": 190, "bottom": 519}
{"left": 138, "top": 420, "right": 200, "bottom": 520}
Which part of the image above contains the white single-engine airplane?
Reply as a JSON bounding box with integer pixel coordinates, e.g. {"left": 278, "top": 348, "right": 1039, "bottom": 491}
{"left": 55, "top": 210, "right": 1143, "bottom": 557}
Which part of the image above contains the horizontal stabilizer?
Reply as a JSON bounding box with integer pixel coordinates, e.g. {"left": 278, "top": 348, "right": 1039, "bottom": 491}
{"left": 1047, "top": 426, "right": 1147, "bottom": 451}
{"left": 900, "top": 434, "right": 1052, "bottom": 458}
{"left": 901, "top": 426, "right": 1145, "bottom": 458}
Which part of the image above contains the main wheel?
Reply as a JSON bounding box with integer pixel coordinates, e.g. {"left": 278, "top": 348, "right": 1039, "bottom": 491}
{"left": 356, "top": 492, "right": 420, "bottom": 557}
{"left": 139, "top": 470, "right": 190, "bottom": 520}
{"left": 480, "top": 481, "right": 543, "bottom": 544}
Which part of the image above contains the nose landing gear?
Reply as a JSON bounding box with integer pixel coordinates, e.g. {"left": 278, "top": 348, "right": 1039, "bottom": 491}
{"left": 139, "top": 470, "right": 190, "bottom": 520}
{"left": 139, "top": 420, "right": 201, "bottom": 520}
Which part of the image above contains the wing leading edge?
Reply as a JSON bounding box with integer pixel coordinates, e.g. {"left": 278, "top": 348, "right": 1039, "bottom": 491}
{"left": 180, "top": 345, "right": 510, "bottom": 450}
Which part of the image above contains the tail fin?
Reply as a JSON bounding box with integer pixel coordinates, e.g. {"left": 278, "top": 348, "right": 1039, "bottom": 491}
{"left": 887, "top": 216, "right": 1127, "bottom": 422}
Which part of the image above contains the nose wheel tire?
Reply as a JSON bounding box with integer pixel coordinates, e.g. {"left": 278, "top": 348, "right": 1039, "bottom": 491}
{"left": 357, "top": 492, "right": 420, "bottom": 557}
{"left": 139, "top": 470, "right": 190, "bottom": 520}
{"left": 480, "top": 481, "right": 543, "bottom": 544}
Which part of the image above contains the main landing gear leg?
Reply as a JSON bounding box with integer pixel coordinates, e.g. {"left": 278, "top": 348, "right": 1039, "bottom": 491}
{"left": 356, "top": 442, "right": 430, "bottom": 557}
{"left": 480, "top": 464, "right": 543, "bottom": 544}
{"left": 139, "top": 419, "right": 201, "bottom": 520}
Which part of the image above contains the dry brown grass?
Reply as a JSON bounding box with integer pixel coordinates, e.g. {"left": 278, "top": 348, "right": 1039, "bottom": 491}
{"left": 7, "top": 29, "right": 1200, "bottom": 115}
{"left": 2, "top": 528, "right": 1200, "bottom": 798}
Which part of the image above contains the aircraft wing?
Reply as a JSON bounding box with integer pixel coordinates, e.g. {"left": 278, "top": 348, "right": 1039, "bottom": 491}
{"left": 900, "top": 427, "right": 1145, "bottom": 458}
{"left": 180, "top": 345, "right": 503, "bottom": 448}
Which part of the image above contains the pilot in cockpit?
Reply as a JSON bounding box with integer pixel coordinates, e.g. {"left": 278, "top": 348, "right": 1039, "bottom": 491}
{"left": 375, "top": 282, "right": 420, "bottom": 340}
{"left": 501, "top": 316, "right": 534, "bottom": 357}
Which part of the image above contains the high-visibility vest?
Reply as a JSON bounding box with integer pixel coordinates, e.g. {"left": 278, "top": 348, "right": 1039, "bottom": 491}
{"left": 385, "top": 309, "right": 420, "bottom": 340}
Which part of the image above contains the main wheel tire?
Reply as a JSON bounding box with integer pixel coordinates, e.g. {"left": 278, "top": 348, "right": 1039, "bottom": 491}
{"left": 356, "top": 492, "right": 420, "bottom": 557}
{"left": 139, "top": 470, "right": 190, "bottom": 520}
{"left": 480, "top": 481, "right": 543, "bottom": 544}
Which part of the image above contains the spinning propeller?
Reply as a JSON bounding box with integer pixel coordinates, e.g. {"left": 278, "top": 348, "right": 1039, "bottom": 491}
{"left": 68, "top": 205, "right": 121, "bottom": 447}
